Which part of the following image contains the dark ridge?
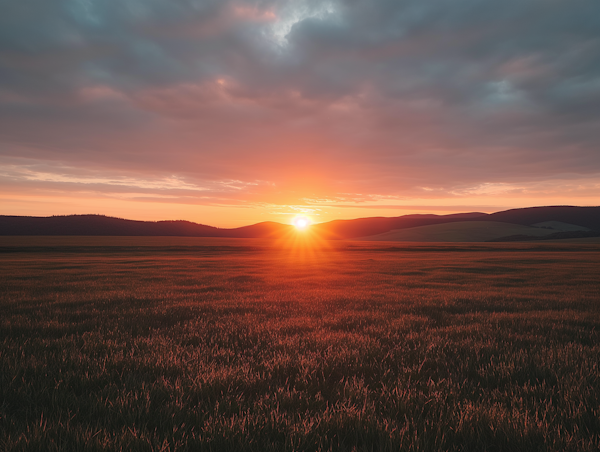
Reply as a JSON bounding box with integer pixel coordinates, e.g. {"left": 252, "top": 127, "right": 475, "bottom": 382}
{"left": 0, "top": 215, "right": 293, "bottom": 238}
{"left": 487, "top": 206, "right": 600, "bottom": 231}
{"left": 396, "top": 212, "right": 487, "bottom": 220}
{"left": 0, "top": 213, "right": 485, "bottom": 239}
{"left": 1, "top": 206, "right": 599, "bottom": 239}
{"left": 312, "top": 207, "right": 600, "bottom": 239}
{"left": 0, "top": 215, "right": 222, "bottom": 237}
{"left": 226, "top": 221, "right": 293, "bottom": 238}
{"left": 488, "top": 230, "right": 600, "bottom": 242}
{"left": 0, "top": 245, "right": 265, "bottom": 254}
{"left": 311, "top": 213, "right": 489, "bottom": 240}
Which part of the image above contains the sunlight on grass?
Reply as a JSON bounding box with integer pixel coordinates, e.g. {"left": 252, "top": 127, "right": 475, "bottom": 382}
{"left": 273, "top": 220, "right": 337, "bottom": 264}
{"left": 1, "top": 241, "right": 600, "bottom": 451}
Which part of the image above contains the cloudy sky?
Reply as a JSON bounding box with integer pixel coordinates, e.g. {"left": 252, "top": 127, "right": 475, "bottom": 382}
{"left": 1, "top": 0, "right": 599, "bottom": 226}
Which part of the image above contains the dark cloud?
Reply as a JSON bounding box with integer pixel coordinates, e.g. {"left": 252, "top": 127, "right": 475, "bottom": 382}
{"left": 1, "top": 0, "right": 599, "bottom": 222}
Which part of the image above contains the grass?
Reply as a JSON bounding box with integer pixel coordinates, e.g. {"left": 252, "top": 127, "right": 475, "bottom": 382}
{"left": 1, "top": 237, "right": 599, "bottom": 451}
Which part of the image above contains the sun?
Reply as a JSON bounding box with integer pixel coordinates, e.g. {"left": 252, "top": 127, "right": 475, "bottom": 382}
{"left": 293, "top": 216, "right": 311, "bottom": 230}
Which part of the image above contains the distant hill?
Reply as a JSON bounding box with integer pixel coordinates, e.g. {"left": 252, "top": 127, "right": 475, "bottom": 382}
{"left": 531, "top": 221, "right": 590, "bottom": 232}
{"left": 486, "top": 206, "right": 600, "bottom": 231}
{"left": 355, "top": 221, "right": 558, "bottom": 242}
{"left": 0, "top": 212, "right": 488, "bottom": 239}
{"left": 1, "top": 206, "right": 599, "bottom": 240}
{"left": 310, "top": 212, "right": 487, "bottom": 240}
{"left": 0, "top": 215, "right": 219, "bottom": 236}
{"left": 490, "top": 230, "right": 600, "bottom": 242}
{"left": 0, "top": 215, "right": 293, "bottom": 238}
{"left": 311, "top": 206, "right": 600, "bottom": 240}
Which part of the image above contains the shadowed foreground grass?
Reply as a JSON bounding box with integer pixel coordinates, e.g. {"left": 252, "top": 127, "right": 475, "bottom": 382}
{"left": 1, "top": 238, "right": 599, "bottom": 451}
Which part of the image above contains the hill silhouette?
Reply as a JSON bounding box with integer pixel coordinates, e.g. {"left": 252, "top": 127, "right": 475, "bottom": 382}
{"left": 1, "top": 206, "right": 599, "bottom": 240}
{"left": 0, "top": 215, "right": 292, "bottom": 238}
{"left": 355, "top": 221, "right": 558, "bottom": 242}
{"left": 486, "top": 206, "right": 600, "bottom": 231}
{"left": 311, "top": 212, "right": 487, "bottom": 240}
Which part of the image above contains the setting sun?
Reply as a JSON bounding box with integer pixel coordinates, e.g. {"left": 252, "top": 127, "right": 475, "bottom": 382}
{"left": 293, "top": 216, "right": 310, "bottom": 230}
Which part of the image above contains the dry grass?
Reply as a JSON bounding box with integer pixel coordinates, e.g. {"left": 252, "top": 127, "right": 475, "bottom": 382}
{"left": 1, "top": 238, "right": 599, "bottom": 451}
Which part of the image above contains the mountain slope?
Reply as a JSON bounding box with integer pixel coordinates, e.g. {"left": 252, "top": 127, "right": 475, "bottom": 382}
{"left": 531, "top": 221, "right": 590, "bottom": 232}
{"left": 487, "top": 206, "right": 600, "bottom": 231}
{"left": 0, "top": 215, "right": 292, "bottom": 238}
{"left": 314, "top": 206, "right": 600, "bottom": 239}
{"left": 355, "top": 221, "right": 558, "bottom": 242}
{"left": 310, "top": 213, "right": 488, "bottom": 239}
{"left": 1, "top": 206, "right": 598, "bottom": 239}
{"left": 0, "top": 215, "right": 222, "bottom": 237}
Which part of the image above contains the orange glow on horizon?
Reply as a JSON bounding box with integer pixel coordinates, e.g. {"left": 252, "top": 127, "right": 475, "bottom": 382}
{"left": 270, "top": 216, "right": 334, "bottom": 264}
{"left": 4, "top": 190, "right": 600, "bottom": 229}
{"left": 293, "top": 216, "right": 311, "bottom": 230}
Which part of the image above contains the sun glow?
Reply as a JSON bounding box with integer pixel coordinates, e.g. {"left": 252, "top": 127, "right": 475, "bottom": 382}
{"left": 293, "top": 216, "right": 311, "bottom": 230}
{"left": 271, "top": 215, "right": 333, "bottom": 262}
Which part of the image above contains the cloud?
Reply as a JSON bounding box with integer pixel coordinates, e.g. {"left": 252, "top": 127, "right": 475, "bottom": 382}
{"left": 1, "top": 0, "right": 600, "bottom": 223}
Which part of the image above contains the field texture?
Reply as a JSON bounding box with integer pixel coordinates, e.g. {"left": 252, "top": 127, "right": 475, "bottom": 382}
{"left": 1, "top": 238, "right": 600, "bottom": 451}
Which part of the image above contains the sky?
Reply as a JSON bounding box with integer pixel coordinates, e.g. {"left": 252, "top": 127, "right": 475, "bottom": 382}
{"left": 1, "top": 0, "right": 600, "bottom": 227}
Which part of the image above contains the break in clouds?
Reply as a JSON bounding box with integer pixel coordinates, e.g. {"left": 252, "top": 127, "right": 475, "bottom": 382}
{"left": 1, "top": 0, "right": 600, "bottom": 214}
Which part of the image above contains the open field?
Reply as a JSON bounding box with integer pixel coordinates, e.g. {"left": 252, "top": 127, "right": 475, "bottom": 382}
{"left": 1, "top": 237, "right": 600, "bottom": 451}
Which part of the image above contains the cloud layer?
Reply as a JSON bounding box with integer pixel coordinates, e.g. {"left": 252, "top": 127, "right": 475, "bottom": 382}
{"left": 1, "top": 0, "right": 599, "bottom": 224}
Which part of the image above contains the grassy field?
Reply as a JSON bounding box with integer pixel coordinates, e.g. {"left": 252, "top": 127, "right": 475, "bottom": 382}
{"left": 1, "top": 237, "right": 600, "bottom": 451}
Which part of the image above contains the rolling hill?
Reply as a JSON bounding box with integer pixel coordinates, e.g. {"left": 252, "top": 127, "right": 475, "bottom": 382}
{"left": 486, "top": 206, "right": 600, "bottom": 231}
{"left": 354, "top": 221, "right": 559, "bottom": 242}
{"left": 1, "top": 206, "right": 599, "bottom": 241}
{"left": 0, "top": 215, "right": 293, "bottom": 239}
{"left": 309, "top": 212, "right": 487, "bottom": 240}
{"left": 531, "top": 221, "right": 590, "bottom": 232}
